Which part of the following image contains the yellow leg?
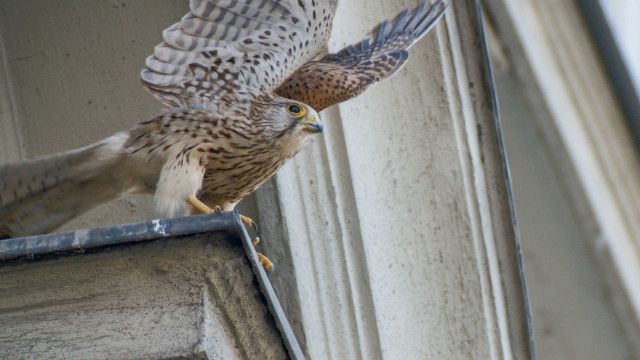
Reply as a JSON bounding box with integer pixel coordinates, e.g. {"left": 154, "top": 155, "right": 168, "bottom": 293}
{"left": 187, "top": 196, "right": 255, "bottom": 230}
{"left": 186, "top": 196, "right": 220, "bottom": 214}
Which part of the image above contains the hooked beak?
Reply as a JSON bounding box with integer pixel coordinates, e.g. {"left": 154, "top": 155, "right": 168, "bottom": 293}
{"left": 302, "top": 115, "right": 323, "bottom": 133}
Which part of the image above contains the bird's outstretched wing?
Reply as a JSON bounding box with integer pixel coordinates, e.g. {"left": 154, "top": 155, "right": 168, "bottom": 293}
{"left": 141, "top": 0, "right": 338, "bottom": 114}
{"left": 276, "top": 0, "right": 448, "bottom": 111}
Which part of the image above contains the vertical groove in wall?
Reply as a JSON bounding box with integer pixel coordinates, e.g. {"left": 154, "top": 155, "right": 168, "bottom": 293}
{"left": 0, "top": 30, "right": 24, "bottom": 162}
{"left": 269, "top": 103, "right": 384, "bottom": 359}
{"left": 257, "top": 0, "right": 533, "bottom": 358}
{"left": 475, "top": 1, "right": 536, "bottom": 357}
{"left": 437, "top": 8, "right": 502, "bottom": 360}
{"left": 318, "top": 104, "right": 383, "bottom": 359}
{"left": 437, "top": 2, "right": 534, "bottom": 359}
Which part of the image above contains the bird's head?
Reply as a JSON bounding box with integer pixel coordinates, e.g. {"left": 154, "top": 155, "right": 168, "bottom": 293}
{"left": 254, "top": 97, "right": 323, "bottom": 156}
{"left": 257, "top": 97, "right": 323, "bottom": 137}
{"left": 282, "top": 101, "right": 324, "bottom": 135}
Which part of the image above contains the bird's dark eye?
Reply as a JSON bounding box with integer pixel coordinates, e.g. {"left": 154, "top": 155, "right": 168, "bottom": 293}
{"left": 286, "top": 104, "right": 307, "bottom": 118}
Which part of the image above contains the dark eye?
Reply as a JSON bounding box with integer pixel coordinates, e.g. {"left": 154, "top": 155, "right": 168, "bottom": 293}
{"left": 288, "top": 104, "right": 301, "bottom": 114}
{"left": 286, "top": 104, "right": 307, "bottom": 118}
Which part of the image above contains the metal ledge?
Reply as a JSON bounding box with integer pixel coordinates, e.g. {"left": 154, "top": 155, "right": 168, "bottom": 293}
{"left": 0, "top": 212, "right": 304, "bottom": 360}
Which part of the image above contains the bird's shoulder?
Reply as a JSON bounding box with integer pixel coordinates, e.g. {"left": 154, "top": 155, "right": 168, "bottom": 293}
{"left": 133, "top": 108, "right": 249, "bottom": 129}
{"left": 125, "top": 108, "right": 255, "bottom": 149}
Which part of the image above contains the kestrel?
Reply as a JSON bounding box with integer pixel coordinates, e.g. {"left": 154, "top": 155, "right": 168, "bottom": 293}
{"left": 0, "top": 0, "right": 448, "bottom": 267}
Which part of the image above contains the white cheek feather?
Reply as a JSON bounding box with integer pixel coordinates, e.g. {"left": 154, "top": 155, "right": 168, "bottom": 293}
{"left": 280, "top": 132, "right": 311, "bottom": 158}
{"left": 154, "top": 156, "right": 205, "bottom": 218}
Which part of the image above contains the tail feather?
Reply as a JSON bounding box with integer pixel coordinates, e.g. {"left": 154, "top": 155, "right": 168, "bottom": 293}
{"left": 0, "top": 133, "right": 131, "bottom": 238}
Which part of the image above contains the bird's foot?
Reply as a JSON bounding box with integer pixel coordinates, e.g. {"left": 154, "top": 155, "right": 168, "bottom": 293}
{"left": 253, "top": 237, "right": 273, "bottom": 272}
{"left": 257, "top": 252, "right": 274, "bottom": 272}
{"left": 186, "top": 196, "right": 273, "bottom": 272}
{"left": 187, "top": 196, "right": 255, "bottom": 230}
{"left": 240, "top": 214, "right": 257, "bottom": 231}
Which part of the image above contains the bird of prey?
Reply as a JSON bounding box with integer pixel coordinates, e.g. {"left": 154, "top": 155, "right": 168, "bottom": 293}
{"left": 0, "top": 0, "right": 449, "bottom": 268}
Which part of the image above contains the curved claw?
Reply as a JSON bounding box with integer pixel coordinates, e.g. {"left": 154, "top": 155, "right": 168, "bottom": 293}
{"left": 240, "top": 214, "right": 258, "bottom": 232}
{"left": 257, "top": 252, "right": 274, "bottom": 273}
{"left": 252, "top": 237, "right": 260, "bottom": 247}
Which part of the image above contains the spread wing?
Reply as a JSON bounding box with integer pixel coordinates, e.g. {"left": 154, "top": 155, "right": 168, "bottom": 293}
{"left": 141, "top": 0, "right": 338, "bottom": 115}
{"left": 276, "top": 0, "right": 448, "bottom": 111}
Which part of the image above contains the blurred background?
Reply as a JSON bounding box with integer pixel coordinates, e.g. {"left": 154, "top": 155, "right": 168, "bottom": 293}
{"left": 600, "top": 0, "right": 640, "bottom": 96}
{"left": 485, "top": 0, "right": 640, "bottom": 358}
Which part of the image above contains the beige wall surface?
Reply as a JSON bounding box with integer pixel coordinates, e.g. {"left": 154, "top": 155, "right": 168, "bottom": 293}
{"left": 0, "top": 0, "right": 264, "bottom": 232}
{"left": 0, "top": 0, "right": 184, "bottom": 154}
{"left": 0, "top": 0, "right": 260, "bottom": 230}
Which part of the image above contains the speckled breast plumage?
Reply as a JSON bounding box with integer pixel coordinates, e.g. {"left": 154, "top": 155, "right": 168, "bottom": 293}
{"left": 124, "top": 109, "right": 304, "bottom": 209}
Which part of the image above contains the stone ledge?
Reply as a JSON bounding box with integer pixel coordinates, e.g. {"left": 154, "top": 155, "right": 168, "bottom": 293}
{"left": 0, "top": 213, "right": 302, "bottom": 359}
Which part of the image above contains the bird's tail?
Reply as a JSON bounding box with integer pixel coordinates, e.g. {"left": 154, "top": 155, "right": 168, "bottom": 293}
{"left": 0, "top": 132, "right": 131, "bottom": 238}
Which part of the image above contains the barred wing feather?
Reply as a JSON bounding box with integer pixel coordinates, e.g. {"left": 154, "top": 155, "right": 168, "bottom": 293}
{"left": 276, "top": 0, "right": 448, "bottom": 111}
{"left": 141, "top": 0, "right": 338, "bottom": 114}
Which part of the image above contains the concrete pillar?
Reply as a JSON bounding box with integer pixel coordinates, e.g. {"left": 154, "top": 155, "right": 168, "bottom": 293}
{"left": 256, "top": 2, "right": 532, "bottom": 359}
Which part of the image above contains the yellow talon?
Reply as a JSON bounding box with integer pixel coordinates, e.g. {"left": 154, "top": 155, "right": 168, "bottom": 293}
{"left": 240, "top": 214, "right": 257, "bottom": 231}
{"left": 258, "top": 252, "right": 274, "bottom": 272}
{"left": 254, "top": 238, "right": 273, "bottom": 272}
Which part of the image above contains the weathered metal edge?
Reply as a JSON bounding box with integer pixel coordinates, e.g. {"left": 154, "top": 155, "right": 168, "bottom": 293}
{"left": 474, "top": 0, "right": 536, "bottom": 358}
{"left": 0, "top": 212, "right": 238, "bottom": 261}
{"left": 232, "top": 214, "right": 306, "bottom": 360}
{"left": 0, "top": 212, "right": 305, "bottom": 360}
